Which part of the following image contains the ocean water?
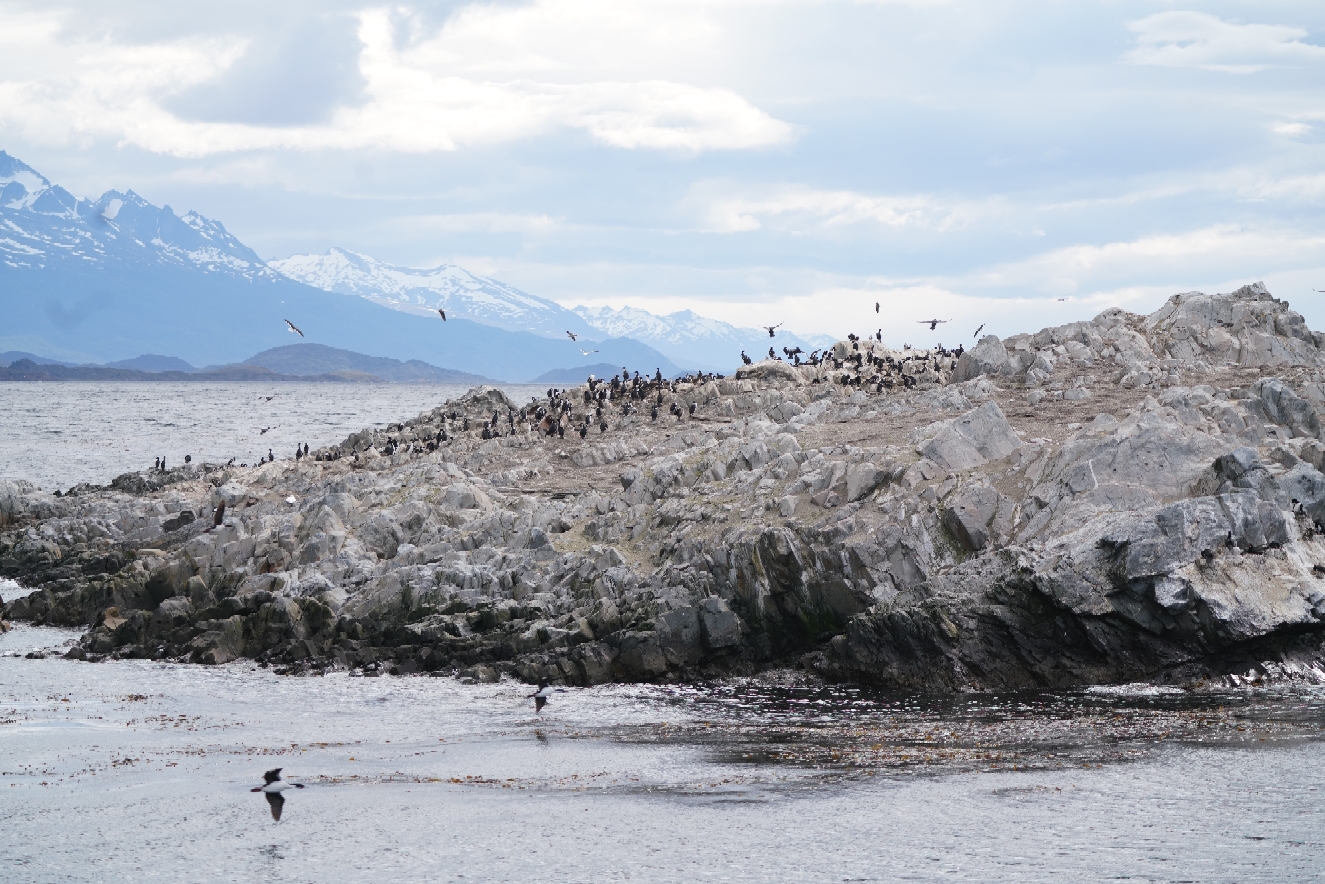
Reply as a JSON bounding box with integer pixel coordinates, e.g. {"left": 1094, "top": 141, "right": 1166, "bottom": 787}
{"left": 0, "top": 381, "right": 544, "bottom": 491}
{"left": 3, "top": 386, "right": 1325, "bottom": 882}
{"left": 1, "top": 624, "right": 1323, "bottom": 883}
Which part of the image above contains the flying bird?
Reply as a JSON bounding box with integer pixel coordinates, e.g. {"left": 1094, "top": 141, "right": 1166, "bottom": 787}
{"left": 284, "top": 319, "right": 304, "bottom": 337}
{"left": 528, "top": 683, "right": 565, "bottom": 713}
{"left": 251, "top": 768, "right": 304, "bottom": 821}
{"left": 973, "top": 323, "right": 985, "bottom": 338}
{"left": 259, "top": 426, "right": 277, "bottom": 435}
{"left": 917, "top": 319, "right": 949, "bottom": 331}
{"left": 259, "top": 395, "right": 277, "bottom": 402}
{"left": 438, "top": 309, "right": 447, "bottom": 321}
{"left": 763, "top": 323, "right": 782, "bottom": 338}
{"left": 578, "top": 348, "right": 599, "bottom": 356}
{"left": 566, "top": 331, "right": 578, "bottom": 341}
{"left": 875, "top": 302, "right": 880, "bottom": 313}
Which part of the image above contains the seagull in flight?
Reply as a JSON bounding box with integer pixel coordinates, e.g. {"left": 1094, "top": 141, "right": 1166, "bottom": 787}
{"left": 259, "top": 426, "right": 277, "bottom": 435}
{"left": 566, "top": 330, "right": 579, "bottom": 341}
{"left": 284, "top": 319, "right": 304, "bottom": 337}
{"left": 438, "top": 308, "right": 447, "bottom": 321}
{"left": 578, "top": 347, "right": 599, "bottom": 356}
{"left": 259, "top": 394, "right": 277, "bottom": 402}
{"left": 528, "top": 683, "right": 565, "bottom": 713}
{"left": 973, "top": 323, "right": 985, "bottom": 338}
{"left": 251, "top": 768, "right": 304, "bottom": 820}
{"left": 917, "top": 319, "right": 950, "bottom": 331}
{"left": 763, "top": 323, "right": 782, "bottom": 338}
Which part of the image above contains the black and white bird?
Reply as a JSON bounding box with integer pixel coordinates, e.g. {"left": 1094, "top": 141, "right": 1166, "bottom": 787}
{"left": 438, "top": 308, "right": 447, "bottom": 321}
{"left": 528, "top": 683, "right": 565, "bottom": 713}
{"left": 973, "top": 323, "right": 985, "bottom": 338}
{"left": 917, "top": 319, "right": 949, "bottom": 331}
{"left": 566, "top": 330, "right": 579, "bottom": 341}
{"left": 284, "top": 319, "right": 304, "bottom": 337}
{"left": 578, "top": 348, "right": 599, "bottom": 356}
{"left": 763, "top": 323, "right": 782, "bottom": 338}
{"left": 251, "top": 768, "right": 304, "bottom": 820}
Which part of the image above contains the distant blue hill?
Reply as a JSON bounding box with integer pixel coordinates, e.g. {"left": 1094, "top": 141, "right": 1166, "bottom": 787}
{"left": 238, "top": 343, "right": 490, "bottom": 384}
{"left": 0, "top": 350, "right": 73, "bottom": 367}
{"left": 106, "top": 354, "right": 197, "bottom": 372}
{"left": 0, "top": 151, "right": 685, "bottom": 382}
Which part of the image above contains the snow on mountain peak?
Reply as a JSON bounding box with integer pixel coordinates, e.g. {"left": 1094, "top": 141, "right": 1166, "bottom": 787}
{"left": 271, "top": 248, "right": 596, "bottom": 340}
{"left": 573, "top": 303, "right": 835, "bottom": 372}
{"left": 0, "top": 152, "right": 270, "bottom": 277}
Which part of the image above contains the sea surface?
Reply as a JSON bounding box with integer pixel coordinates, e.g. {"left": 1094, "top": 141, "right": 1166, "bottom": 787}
{"left": 3, "top": 386, "right": 1325, "bottom": 882}
{"left": 0, "top": 381, "right": 544, "bottom": 491}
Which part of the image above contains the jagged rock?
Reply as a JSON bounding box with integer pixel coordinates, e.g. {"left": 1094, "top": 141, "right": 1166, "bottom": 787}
{"left": 952, "top": 335, "right": 1011, "bottom": 382}
{"left": 8, "top": 284, "right": 1325, "bottom": 693}
{"left": 942, "top": 485, "right": 1010, "bottom": 551}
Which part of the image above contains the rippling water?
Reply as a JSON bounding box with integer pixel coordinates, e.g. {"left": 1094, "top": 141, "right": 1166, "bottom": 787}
{"left": 0, "top": 381, "right": 543, "bottom": 491}
{"left": 2, "top": 625, "right": 1323, "bottom": 883}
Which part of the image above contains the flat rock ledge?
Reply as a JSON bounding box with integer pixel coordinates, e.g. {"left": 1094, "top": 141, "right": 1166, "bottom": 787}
{"left": 7, "top": 283, "right": 1325, "bottom": 692}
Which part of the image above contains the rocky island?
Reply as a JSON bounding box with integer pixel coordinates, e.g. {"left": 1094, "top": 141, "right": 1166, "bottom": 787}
{"left": 6, "top": 284, "right": 1325, "bottom": 692}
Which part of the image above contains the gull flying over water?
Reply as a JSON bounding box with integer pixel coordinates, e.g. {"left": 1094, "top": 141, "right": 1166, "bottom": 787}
{"left": 284, "top": 319, "right": 304, "bottom": 337}
{"left": 259, "top": 426, "right": 277, "bottom": 435}
{"left": 917, "top": 319, "right": 949, "bottom": 331}
{"left": 251, "top": 768, "right": 304, "bottom": 820}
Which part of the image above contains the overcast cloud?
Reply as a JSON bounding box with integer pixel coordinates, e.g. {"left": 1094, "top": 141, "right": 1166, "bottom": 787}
{"left": 1, "top": 0, "right": 1323, "bottom": 340}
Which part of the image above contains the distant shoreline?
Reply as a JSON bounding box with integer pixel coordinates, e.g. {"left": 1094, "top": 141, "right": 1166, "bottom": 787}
{"left": 0, "top": 359, "right": 496, "bottom": 385}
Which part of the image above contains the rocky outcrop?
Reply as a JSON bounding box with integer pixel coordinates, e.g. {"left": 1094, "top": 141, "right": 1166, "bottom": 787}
{"left": 8, "top": 284, "right": 1325, "bottom": 691}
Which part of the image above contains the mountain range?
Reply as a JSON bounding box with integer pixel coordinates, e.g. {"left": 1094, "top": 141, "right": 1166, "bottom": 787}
{"left": 0, "top": 150, "right": 824, "bottom": 378}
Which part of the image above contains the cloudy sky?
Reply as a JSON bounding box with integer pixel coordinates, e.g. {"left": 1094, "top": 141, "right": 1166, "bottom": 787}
{"left": 2, "top": 0, "right": 1323, "bottom": 340}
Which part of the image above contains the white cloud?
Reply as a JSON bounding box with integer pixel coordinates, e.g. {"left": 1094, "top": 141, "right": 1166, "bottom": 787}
{"left": 0, "top": 3, "right": 793, "bottom": 156}
{"left": 687, "top": 181, "right": 985, "bottom": 233}
{"left": 1126, "top": 11, "right": 1325, "bottom": 74}
{"left": 395, "top": 213, "right": 562, "bottom": 234}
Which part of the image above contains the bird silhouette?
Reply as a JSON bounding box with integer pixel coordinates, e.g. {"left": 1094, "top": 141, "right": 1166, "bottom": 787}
{"left": 917, "top": 319, "right": 949, "bottom": 331}
{"left": 566, "top": 331, "right": 578, "bottom": 341}
{"left": 251, "top": 768, "right": 303, "bottom": 821}
{"left": 763, "top": 323, "right": 782, "bottom": 338}
{"left": 528, "top": 683, "right": 565, "bottom": 713}
{"left": 284, "top": 319, "right": 304, "bottom": 337}
{"left": 973, "top": 323, "right": 985, "bottom": 338}
{"left": 259, "top": 394, "right": 277, "bottom": 402}
{"left": 438, "top": 308, "right": 447, "bottom": 321}
{"left": 259, "top": 426, "right": 277, "bottom": 435}
{"left": 875, "top": 302, "right": 880, "bottom": 313}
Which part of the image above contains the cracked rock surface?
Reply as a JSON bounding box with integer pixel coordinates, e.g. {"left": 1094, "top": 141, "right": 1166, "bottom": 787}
{"left": 7, "top": 283, "right": 1325, "bottom": 691}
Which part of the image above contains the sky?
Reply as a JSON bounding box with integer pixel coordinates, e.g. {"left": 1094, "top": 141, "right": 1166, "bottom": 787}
{"left": 1, "top": 0, "right": 1324, "bottom": 343}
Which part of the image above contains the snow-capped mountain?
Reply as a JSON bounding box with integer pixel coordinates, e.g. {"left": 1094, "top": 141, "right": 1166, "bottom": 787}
{"left": 271, "top": 248, "right": 596, "bottom": 339}
{"left": 0, "top": 151, "right": 682, "bottom": 379}
{"left": 0, "top": 151, "right": 272, "bottom": 280}
{"left": 574, "top": 304, "right": 836, "bottom": 373}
